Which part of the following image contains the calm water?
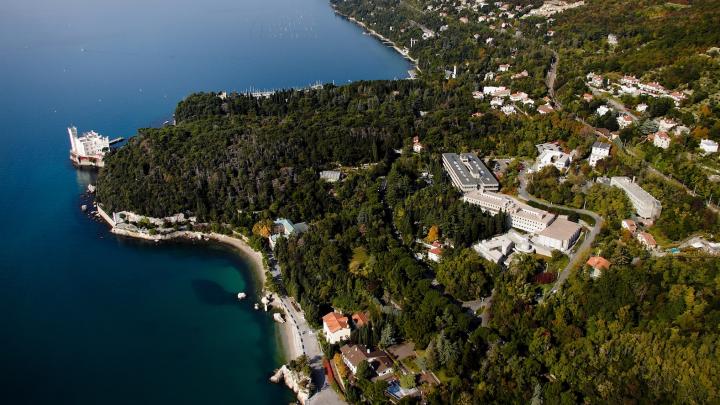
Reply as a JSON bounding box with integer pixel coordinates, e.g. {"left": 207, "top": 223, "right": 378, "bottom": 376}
{"left": 0, "top": 0, "right": 410, "bottom": 403}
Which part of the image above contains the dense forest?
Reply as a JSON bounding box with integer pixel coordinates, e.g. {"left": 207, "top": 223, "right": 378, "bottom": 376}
{"left": 96, "top": 0, "right": 720, "bottom": 403}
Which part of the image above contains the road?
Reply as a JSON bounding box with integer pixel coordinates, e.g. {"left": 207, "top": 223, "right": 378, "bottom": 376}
{"left": 267, "top": 253, "right": 345, "bottom": 405}
{"left": 546, "top": 50, "right": 560, "bottom": 108}
{"left": 518, "top": 171, "right": 604, "bottom": 293}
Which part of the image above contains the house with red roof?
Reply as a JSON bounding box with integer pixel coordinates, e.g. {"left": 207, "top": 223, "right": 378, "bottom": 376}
{"left": 322, "top": 312, "right": 351, "bottom": 344}
{"left": 587, "top": 256, "right": 611, "bottom": 279}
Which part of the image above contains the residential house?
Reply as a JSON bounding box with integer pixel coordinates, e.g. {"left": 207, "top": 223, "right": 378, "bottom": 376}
{"left": 323, "top": 312, "right": 351, "bottom": 344}
{"left": 617, "top": 114, "right": 634, "bottom": 129}
{"left": 537, "top": 104, "right": 554, "bottom": 114}
{"left": 501, "top": 105, "right": 516, "bottom": 115}
{"left": 587, "top": 72, "right": 603, "bottom": 88}
{"left": 596, "top": 105, "right": 610, "bottom": 116}
{"left": 510, "top": 92, "right": 528, "bottom": 102}
{"left": 498, "top": 64, "right": 511, "bottom": 72}
{"left": 653, "top": 131, "right": 671, "bottom": 149}
{"left": 700, "top": 139, "right": 718, "bottom": 154}
{"left": 658, "top": 118, "right": 677, "bottom": 132}
{"left": 621, "top": 219, "right": 637, "bottom": 233}
{"left": 637, "top": 232, "right": 657, "bottom": 250}
{"left": 588, "top": 142, "right": 611, "bottom": 167}
{"left": 412, "top": 136, "right": 424, "bottom": 153}
{"left": 428, "top": 247, "right": 443, "bottom": 262}
{"left": 352, "top": 312, "right": 370, "bottom": 328}
{"left": 636, "top": 103, "right": 648, "bottom": 113}
{"left": 340, "top": 344, "right": 394, "bottom": 378}
{"left": 587, "top": 256, "right": 611, "bottom": 279}
{"left": 582, "top": 93, "right": 594, "bottom": 102}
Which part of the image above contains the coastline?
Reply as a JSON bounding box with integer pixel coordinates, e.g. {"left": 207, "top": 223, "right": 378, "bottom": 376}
{"left": 94, "top": 205, "right": 305, "bottom": 363}
{"left": 331, "top": 6, "right": 420, "bottom": 71}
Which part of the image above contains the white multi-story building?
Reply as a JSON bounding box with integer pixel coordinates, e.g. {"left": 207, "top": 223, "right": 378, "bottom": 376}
{"left": 536, "top": 149, "right": 573, "bottom": 171}
{"left": 68, "top": 126, "right": 110, "bottom": 167}
{"left": 588, "top": 142, "right": 611, "bottom": 167}
{"left": 610, "top": 176, "right": 662, "bottom": 219}
{"left": 700, "top": 139, "right": 718, "bottom": 154}
{"left": 443, "top": 153, "right": 500, "bottom": 192}
{"left": 463, "top": 190, "right": 557, "bottom": 233}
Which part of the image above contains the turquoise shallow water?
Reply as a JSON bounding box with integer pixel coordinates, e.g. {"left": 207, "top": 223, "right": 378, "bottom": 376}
{"left": 0, "top": 0, "right": 410, "bottom": 403}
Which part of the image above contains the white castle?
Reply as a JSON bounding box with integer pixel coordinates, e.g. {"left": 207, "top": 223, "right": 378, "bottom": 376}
{"left": 68, "top": 126, "right": 110, "bottom": 167}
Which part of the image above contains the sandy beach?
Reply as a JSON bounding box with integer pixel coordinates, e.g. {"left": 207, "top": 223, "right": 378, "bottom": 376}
{"left": 96, "top": 205, "right": 305, "bottom": 363}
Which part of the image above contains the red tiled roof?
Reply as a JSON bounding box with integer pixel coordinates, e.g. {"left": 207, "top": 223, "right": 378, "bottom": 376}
{"left": 323, "top": 312, "right": 349, "bottom": 333}
{"left": 586, "top": 256, "right": 611, "bottom": 270}
{"left": 352, "top": 312, "right": 370, "bottom": 328}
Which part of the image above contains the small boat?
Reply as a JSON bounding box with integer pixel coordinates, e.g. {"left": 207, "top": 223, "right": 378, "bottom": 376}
{"left": 254, "top": 303, "right": 260, "bottom": 310}
{"left": 81, "top": 205, "right": 87, "bottom": 212}
{"left": 237, "top": 292, "right": 247, "bottom": 300}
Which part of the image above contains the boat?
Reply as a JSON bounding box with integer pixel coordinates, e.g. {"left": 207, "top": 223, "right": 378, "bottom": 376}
{"left": 254, "top": 303, "right": 260, "bottom": 310}
{"left": 237, "top": 292, "right": 247, "bottom": 300}
{"left": 81, "top": 205, "right": 87, "bottom": 212}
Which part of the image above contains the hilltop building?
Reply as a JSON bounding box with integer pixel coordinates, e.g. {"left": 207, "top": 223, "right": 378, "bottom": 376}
{"left": 610, "top": 177, "right": 662, "bottom": 219}
{"left": 68, "top": 126, "right": 110, "bottom": 167}
{"left": 463, "top": 190, "right": 556, "bottom": 233}
{"left": 442, "top": 153, "right": 500, "bottom": 192}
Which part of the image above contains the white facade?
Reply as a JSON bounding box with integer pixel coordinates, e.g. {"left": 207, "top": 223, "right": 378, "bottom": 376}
{"left": 501, "top": 105, "right": 516, "bottom": 115}
{"left": 700, "top": 139, "right": 718, "bottom": 154}
{"left": 537, "top": 150, "right": 572, "bottom": 171}
{"left": 610, "top": 177, "right": 662, "bottom": 219}
{"left": 463, "top": 190, "right": 556, "bottom": 233}
{"left": 596, "top": 105, "right": 610, "bottom": 116}
{"left": 653, "top": 132, "right": 671, "bottom": 149}
{"left": 617, "top": 115, "right": 634, "bottom": 129}
{"left": 68, "top": 126, "right": 110, "bottom": 167}
{"left": 588, "top": 142, "right": 611, "bottom": 167}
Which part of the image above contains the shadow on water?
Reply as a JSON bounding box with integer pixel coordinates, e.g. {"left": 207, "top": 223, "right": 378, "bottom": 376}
{"left": 191, "top": 279, "right": 238, "bottom": 306}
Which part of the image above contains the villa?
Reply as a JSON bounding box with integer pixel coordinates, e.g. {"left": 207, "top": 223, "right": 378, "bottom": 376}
{"left": 323, "top": 312, "right": 351, "bottom": 344}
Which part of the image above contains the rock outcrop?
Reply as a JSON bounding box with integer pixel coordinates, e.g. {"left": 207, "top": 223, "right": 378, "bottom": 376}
{"left": 270, "top": 365, "right": 310, "bottom": 404}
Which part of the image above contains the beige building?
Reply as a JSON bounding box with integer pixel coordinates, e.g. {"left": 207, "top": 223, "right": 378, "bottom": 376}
{"left": 535, "top": 217, "right": 582, "bottom": 251}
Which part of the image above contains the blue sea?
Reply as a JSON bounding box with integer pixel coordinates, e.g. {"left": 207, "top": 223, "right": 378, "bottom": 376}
{"left": 0, "top": 0, "right": 411, "bottom": 403}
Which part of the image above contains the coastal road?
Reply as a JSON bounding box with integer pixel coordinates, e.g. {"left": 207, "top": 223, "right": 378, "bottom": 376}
{"left": 268, "top": 254, "right": 344, "bottom": 405}
{"left": 518, "top": 172, "right": 604, "bottom": 294}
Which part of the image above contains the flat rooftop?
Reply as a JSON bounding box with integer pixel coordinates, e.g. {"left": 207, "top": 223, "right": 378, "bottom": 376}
{"left": 537, "top": 217, "right": 581, "bottom": 241}
{"left": 443, "top": 153, "right": 499, "bottom": 189}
